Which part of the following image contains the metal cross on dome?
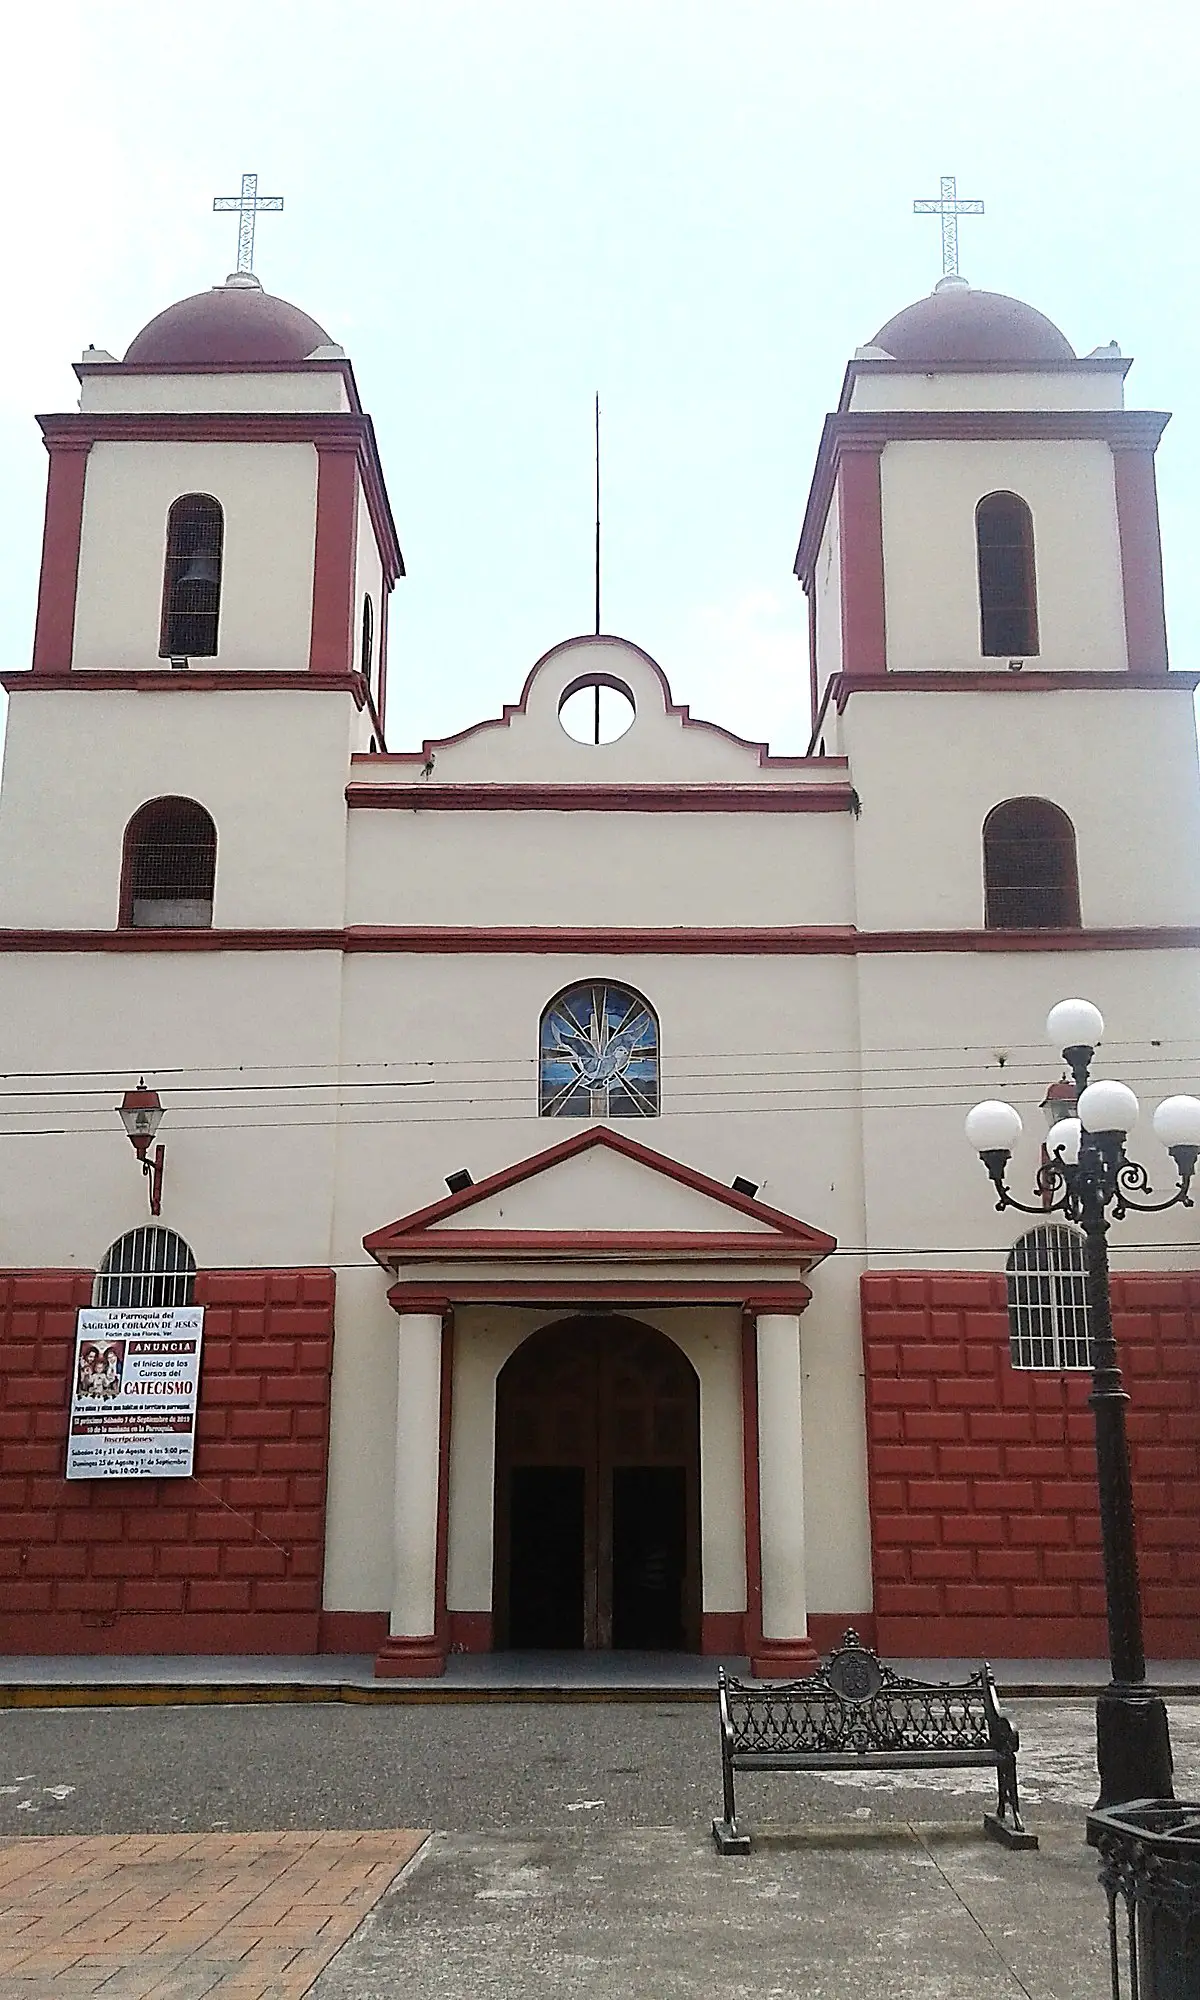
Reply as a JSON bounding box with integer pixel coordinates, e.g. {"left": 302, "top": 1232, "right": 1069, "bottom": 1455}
{"left": 212, "top": 173, "right": 284, "bottom": 277}
{"left": 913, "top": 174, "right": 984, "bottom": 278}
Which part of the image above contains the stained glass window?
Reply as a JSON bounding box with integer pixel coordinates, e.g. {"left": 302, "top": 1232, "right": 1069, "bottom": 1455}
{"left": 539, "top": 983, "right": 659, "bottom": 1118}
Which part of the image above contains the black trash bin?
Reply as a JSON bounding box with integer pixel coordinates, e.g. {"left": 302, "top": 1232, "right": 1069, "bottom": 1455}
{"left": 1087, "top": 1801, "right": 1200, "bottom": 2000}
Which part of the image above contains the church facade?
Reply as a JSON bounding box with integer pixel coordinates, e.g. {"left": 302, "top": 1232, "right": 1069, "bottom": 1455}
{"left": 1, "top": 265, "right": 1198, "bottom": 1671}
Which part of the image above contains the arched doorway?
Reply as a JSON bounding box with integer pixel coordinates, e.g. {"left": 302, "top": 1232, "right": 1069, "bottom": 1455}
{"left": 493, "top": 1315, "right": 701, "bottom": 1651}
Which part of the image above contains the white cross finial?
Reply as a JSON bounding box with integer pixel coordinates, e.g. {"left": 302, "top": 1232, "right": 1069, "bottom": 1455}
{"left": 913, "top": 174, "right": 984, "bottom": 279}
{"left": 212, "top": 172, "right": 284, "bottom": 277}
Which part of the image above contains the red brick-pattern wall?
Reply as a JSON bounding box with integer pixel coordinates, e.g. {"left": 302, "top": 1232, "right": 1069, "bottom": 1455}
{"left": 0, "top": 1268, "right": 336, "bottom": 1654}
{"left": 862, "top": 1271, "right": 1200, "bottom": 1659}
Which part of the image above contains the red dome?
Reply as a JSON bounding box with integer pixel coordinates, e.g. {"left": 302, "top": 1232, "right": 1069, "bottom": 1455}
{"left": 870, "top": 282, "right": 1075, "bottom": 365}
{"left": 124, "top": 277, "right": 332, "bottom": 366}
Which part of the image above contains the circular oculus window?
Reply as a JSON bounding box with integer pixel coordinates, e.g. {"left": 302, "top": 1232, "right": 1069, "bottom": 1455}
{"left": 557, "top": 674, "right": 636, "bottom": 745}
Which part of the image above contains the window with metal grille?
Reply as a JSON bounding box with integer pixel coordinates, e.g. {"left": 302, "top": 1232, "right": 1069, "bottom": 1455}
{"left": 121, "top": 797, "right": 217, "bottom": 929}
{"left": 983, "top": 797, "right": 1080, "bottom": 928}
{"left": 160, "top": 494, "right": 224, "bottom": 658}
{"left": 1006, "top": 1225, "right": 1090, "bottom": 1369}
{"left": 976, "top": 492, "right": 1039, "bottom": 657}
{"left": 94, "top": 1227, "right": 197, "bottom": 1308}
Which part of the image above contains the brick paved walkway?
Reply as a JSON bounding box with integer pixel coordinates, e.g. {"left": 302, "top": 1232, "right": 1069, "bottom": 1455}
{"left": 0, "top": 1828, "right": 427, "bottom": 1998}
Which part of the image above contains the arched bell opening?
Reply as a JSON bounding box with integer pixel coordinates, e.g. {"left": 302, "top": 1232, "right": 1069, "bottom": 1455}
{"left": 492, "top": 1314, "right": 702, "bottom": 1652}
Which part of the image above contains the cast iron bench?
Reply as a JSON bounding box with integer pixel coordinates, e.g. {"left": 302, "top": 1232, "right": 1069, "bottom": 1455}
{"left": 713, "top": 1629, "right": 1037, "bottom": 1854}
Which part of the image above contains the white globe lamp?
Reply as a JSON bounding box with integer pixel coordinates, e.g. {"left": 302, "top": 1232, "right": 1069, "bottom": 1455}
{"left": 1078, "top": 1079, "right": 1139, "bottom": 1136}
{"left": 1046, "top": 998, "right": 1104, "bottom": 1052}
{"left": 1045, "top": 1117, "right": 1082, "bottom": 1166}
{"left": 964, "top": 1100, "right": 1023, "bottom": 1156}
{"left": 1152, "top": 1095, "right": 1200, "bottom": 1153}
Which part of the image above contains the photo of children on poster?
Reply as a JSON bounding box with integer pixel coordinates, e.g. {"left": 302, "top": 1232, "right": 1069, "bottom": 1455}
{"left": 66, "top": 1306, "right": 204, "bottom": 1479}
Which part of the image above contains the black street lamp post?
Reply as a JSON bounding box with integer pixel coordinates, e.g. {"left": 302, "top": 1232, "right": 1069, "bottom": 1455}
{"left": 966, "top": 998, "right": 1200, "bottom": 1810}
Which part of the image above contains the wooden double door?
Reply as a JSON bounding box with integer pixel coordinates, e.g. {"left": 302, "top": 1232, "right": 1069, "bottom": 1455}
{"left": 493, "top": 1315, "right": 701, "bottom": 1651}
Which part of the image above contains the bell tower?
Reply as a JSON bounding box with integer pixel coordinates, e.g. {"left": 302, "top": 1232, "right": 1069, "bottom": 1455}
{"left": 0, "top": 269, "right": 403, "bottom": 930}
{"left": 794, "top": 275, "right": 1199, "bottom": 935}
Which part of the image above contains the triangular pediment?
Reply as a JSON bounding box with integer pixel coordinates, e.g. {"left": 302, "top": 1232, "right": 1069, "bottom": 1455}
{"left": 364, "top": 1126, "right": 835, "bottom": 1267}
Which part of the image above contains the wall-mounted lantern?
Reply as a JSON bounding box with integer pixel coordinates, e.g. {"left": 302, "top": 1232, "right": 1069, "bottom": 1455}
{"left": 118, "top": 1079, "right": 165, "bottom": 1216}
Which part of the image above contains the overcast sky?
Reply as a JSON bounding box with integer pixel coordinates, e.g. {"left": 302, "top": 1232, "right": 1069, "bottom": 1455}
{"left": 1, "top": 0, "right": 1197, "bottom": 757}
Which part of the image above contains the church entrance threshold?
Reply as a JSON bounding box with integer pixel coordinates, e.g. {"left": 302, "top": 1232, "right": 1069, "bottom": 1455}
{"left": 494, "top": 1316, "right": 701, "bottom": 1651}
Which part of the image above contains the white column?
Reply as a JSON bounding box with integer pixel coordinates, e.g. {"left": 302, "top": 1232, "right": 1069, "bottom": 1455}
{"left": 756, "top": 1313, "right": 809, "bottom": 1642}
{"left": 390, "top": 1313, "right": 443, "bottom": 1638}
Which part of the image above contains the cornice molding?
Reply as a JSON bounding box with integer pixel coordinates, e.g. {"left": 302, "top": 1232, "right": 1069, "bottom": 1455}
{"left": 344, "top": 782, "right": 856, "bottom": 814}
{"left": 0, "top": 924, "right": 1196, "bottom": 957}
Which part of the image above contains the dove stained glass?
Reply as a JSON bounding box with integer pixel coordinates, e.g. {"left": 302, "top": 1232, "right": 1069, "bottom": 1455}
{"left": 539, "top": 984, "right": 659, "bottom": 1117}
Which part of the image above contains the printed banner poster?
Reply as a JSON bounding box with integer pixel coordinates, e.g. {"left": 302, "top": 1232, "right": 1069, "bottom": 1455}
{"left": 66, "top": 1306, "right": 205, "bottom": 1479}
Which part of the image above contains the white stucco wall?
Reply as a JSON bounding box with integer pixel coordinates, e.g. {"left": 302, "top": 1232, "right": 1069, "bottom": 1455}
{"left": 78, "top": 370, "right": 353, "bottom": 415}
{"left": 814, "top": 499, "right": 843, "bottom": 693}
{"left": 72, "top": 442, "right": 318, "bottom": 672}
{"left": 880, "top": 439, "right": 1128, "bottom": 673}
{"left": 0, "top": 689, "right": 358, "bottom": 929}
{"left": 847, "top": 368, "right": 1126, "bottom": 414}
{"left": 854, "top": 945, "right": 1200, "bottom": 1271}
{"left": 346, "top": 808, "right": 853, "bottom": 928}
{"left": 842, "top": 685, "right": 1200, "bottom": 932}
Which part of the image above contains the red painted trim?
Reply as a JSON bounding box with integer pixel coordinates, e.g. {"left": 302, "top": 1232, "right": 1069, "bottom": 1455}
{"left": 365, "top": 1124, "right": 836, "bottom": 1262}
{"left": 0, "top": 1612, "right": 324, "bottom": 1655}
{"left": 701, "top": 1611, "right": 747, "bottom": 1654}
{"left": 873, "top": 1616, "right": 1200, "bottom": 1659}
{"left": 837, "top": 446, "right": 887, "bottom": 676}
{"left": 829, "top": 670, "right": 1192, "bottom": 709}
{"left": 31, "top": 442, "right": 90, "bottom": 673}
{"left": 740, "top": 1309, "right": 764, "bottom": 1663}
{"left": 434, "top": 1309, "right": 455, "bottom": 1657}
{"left": 365, "top": 634, "right": 820, "bottom": 773}
{"left": 344, "top": 782, "right": 854, "bottom": 814}
{"left": 387, "top": 1282, "right": 815, "bottom": 1309}
{"left": 395, "top": 1231, "right": 823, "bottom": 1259}
{"left": 4, "top": 923, "right": 1199, "bottom": 958}
{"left": 373, "top": 1635, "right": 447, "bottom": 1677}
{"left": 2, "top": 671, "right": 370, "bottom": 706}
{"left": 309, "top": 447, "right": 358, "bottom": 674}
{"left": 37, "top": 412, "right": 402, "bottom": 585}
{"left": 808, "top": 1612, "right": 875, "bottom": 1655}
{"left": 448, "top": 1610, "right": 493, "bottom": 1652}
{"left": 318, "top": 1610, "right": 389, "bottom": 1653}
{"left": 1113, "top": 446, "right": 1170, "bottom": 673}
{"left": 750, "top": 1636, "right": 821, "bottom": 1677}
{"left": 796, "top": 409, "right": 1170, "bottom": 584}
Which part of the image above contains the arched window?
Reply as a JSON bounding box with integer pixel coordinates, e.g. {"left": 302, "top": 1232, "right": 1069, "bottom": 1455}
{"left": 160, "top": 494, "right": 224, "bottom": 659}
{"left": 983, "top": 798, "right": 1080, "bottom": 929}
{"left": 94, "top": 1226, "right": 196, "bottom": 1308}
{"left": 360, "top": 595, "right": 374, "bottom": 681}
{"left": 1006, "top": 1225, "right": 1089, "bottom": 1369}
{"left": 976, "top": 492, "right": 1038, "bottom": 657}
{"left": 539, "top": 982, "right": 659, "bottom": 1117}
{"left": 121, "top": 798, "right": 217, "bottom": 929}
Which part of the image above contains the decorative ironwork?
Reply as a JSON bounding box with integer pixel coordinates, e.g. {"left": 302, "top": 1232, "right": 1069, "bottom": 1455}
{"left": 913, "top": 174, "right": 984, "bottom": 278}
{"left": 712, "top": 1630, "right": 1033, "bottom": 1854}
{"left": 94, "top": 1228, "right": 196, "bottom": 1309}
{"left": 973, "top": 1027, "right": 1192, "bottom": 1806}
{"left": 212, "top": 172, "right": 284, "bottom": 276}
{"left": 1088, "top": 1803, "right": 1200, "bottom": 1999}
